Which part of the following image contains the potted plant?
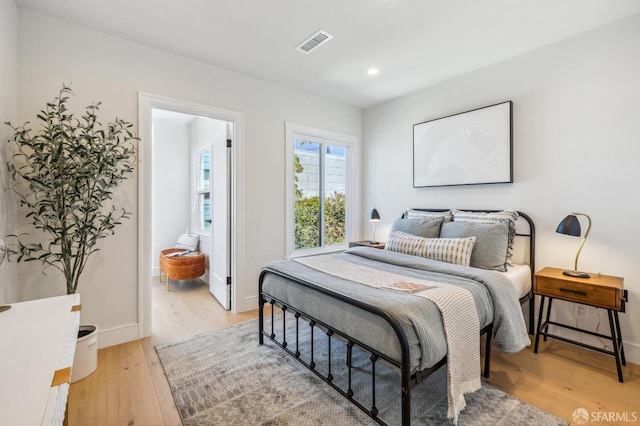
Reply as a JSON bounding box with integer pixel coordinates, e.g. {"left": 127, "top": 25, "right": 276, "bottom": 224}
{"left": 5, "top": 84, "right": 137, "bottom": 381}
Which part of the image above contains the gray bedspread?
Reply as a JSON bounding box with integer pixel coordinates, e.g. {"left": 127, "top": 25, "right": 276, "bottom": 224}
{"left": 261, "top": 247, "right": 530, "bottom": 372}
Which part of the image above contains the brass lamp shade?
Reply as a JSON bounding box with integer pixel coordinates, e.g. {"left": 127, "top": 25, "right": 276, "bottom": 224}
{"left": 556, "top": 213, "right": 591, "bottom": 278}
{"left": 370, "top": 208, "right": 380, "bottom": 243}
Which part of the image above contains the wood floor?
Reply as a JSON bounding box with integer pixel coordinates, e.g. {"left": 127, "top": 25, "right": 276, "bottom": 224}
{"left": 69, "top": 278, "right": 639, "bottom": 426}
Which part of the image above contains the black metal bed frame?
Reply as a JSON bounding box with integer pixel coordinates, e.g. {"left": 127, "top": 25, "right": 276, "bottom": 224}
{"left": 258, "top": 209, "right": 535, "bottom": 425}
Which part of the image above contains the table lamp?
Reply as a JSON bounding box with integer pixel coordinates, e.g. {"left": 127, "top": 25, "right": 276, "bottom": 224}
{"left": 370, "top": 208, "right": 380, "bottom": 244}
{"left": 556, "top": 212, "right": 591, "bottom": 278}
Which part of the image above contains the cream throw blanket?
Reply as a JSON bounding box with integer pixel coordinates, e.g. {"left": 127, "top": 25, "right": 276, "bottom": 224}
{"left": 294, "top": 254, "right": 481, "bottom": 423}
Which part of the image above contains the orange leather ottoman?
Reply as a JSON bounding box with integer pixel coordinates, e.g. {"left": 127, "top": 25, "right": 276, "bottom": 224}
{"left": 159, "top": 248, "right": 206, "bottom": 291}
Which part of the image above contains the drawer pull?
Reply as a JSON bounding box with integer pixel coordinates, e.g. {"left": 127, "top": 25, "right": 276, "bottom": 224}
{"left": 559, "top": 287, "right": 587, "bottom": 296}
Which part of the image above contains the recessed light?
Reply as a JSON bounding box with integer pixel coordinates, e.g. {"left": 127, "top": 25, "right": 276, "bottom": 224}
{"left": 368, "top": 68, "right": 379, "bottom": 76}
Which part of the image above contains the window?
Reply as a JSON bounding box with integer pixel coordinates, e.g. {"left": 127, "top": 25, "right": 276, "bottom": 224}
{"left": 286, "top": 122, "right": 358, "bottom": 257}
{"left": 195, "top": 149, "right": 211, "bottom": 232}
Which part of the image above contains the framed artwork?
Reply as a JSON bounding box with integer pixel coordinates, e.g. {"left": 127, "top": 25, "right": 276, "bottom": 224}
{"left": 413, "top": 101, "right": 512, "bottom": 188}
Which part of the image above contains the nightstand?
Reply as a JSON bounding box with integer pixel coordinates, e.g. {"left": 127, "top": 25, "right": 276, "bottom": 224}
{"left": 534, "top": 267, "right": 628, "bottom": 382}
{"left": 349, "top": 240, "right": 385, "bottom": 249}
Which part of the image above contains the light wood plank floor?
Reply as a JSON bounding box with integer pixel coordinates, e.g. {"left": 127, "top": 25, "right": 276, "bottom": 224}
{"left": 69, "top": 278, "right": 639, "bottom": 425}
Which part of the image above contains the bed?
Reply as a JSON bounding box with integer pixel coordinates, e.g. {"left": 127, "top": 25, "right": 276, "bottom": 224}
{"left": 259, "top": 209, "right": 535, "bottom": 425}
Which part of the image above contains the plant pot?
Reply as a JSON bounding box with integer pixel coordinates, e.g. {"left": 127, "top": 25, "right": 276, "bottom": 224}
{"left": 71, "top": 324, "right": 99, "bottom": 383}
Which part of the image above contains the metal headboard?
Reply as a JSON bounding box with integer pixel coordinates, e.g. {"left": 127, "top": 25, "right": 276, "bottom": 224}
{"left": 403, "top": 208, "right": 536, "bottom": 334}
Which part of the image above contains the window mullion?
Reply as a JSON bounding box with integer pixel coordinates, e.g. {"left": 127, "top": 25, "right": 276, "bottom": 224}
{"left": 319, "top": 143, "right": 325, "bottom": 248}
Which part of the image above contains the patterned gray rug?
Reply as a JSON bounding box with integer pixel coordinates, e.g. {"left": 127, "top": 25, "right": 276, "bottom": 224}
{"left": 155, "top": 317, "right": 568, "bottom": 425}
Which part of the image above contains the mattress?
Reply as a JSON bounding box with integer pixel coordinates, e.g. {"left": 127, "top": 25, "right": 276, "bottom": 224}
{"left": 503, "top": 263, "right": 532, "bottom": 299}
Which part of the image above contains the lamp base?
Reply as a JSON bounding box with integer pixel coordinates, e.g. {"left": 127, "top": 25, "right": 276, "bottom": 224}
{"left": 563, "top": 270, "right": 590, "bottom": 278}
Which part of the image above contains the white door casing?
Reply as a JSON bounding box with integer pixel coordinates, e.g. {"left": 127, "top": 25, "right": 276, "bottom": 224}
{"left": 137, "top": 92, "right": 244, "bottom": 338}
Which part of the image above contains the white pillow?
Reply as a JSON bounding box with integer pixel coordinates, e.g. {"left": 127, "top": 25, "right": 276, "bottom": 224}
{"left": 386, "top": 231, "right": 476, "bottom": 267}
{"left": 175, "top": 233, "right": 199, "bottom": 251}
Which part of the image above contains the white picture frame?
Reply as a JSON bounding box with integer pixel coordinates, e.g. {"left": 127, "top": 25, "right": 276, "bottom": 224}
{"left": 413, "top": 101, "right": 512, "bottom": 188}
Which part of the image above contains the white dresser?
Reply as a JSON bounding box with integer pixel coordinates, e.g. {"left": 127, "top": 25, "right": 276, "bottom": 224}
{"left": 0, "top": 294, "right": 80, "bottom": 425}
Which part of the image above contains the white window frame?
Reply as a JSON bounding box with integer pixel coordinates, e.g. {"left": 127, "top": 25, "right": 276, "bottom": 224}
{"left": 285, "top": 122, "right": 359, "bottom": 258}
{"left": 192, "top": 144, "right": 212, "bottom": 235}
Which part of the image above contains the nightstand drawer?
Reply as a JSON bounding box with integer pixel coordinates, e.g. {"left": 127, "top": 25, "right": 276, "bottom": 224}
{"left": 535, "top": 276, "right": 621, "bottom": 310}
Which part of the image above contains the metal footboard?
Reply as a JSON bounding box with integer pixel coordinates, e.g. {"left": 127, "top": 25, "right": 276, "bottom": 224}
{"left": 259, "top": 269, "right": 412, "bottom": 425}
{"left": 259, "top": 269, "right": 493, "bottom": 426}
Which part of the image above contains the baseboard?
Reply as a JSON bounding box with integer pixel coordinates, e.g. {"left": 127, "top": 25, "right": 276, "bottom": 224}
{"left": 623, "top": 341, "right": 640, "bottom": 365}
{"left": 96, "top": 323, "right": 139, "bottom": 349}
{"left": 236, "top": 294, "right": 258, "bottom": 313}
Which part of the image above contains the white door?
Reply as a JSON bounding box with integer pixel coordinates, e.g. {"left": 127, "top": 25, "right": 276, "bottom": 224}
{"left": 210, "top": 130, "right": 231, "bottom": 309}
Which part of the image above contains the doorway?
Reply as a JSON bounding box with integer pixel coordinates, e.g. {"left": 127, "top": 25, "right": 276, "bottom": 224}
{"left": 138, "top": 93, "right": 245, "bottom": 338}
{"left": 151, "top": 109, "right": 231, "bottom": 308}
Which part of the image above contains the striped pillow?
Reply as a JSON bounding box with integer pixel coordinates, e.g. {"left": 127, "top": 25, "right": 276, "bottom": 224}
{"left": 424, "top": 236, "right": 476, "bottom": 266}
{"left": 452, "top": 209, "right": 518, "bottom": 225}
{"left": 386, "top": 231, "right": 476, "bottom": 266}
{"left": 386, "top": 230, "right": 428, "bottom": 257}
{"left": 404, "top": 209, "right": 453, "bottom": 222}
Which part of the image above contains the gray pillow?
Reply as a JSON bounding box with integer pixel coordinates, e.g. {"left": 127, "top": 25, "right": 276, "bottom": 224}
{"left": 391, "top": 217, "right": 443, "bottom": 239}
{"left": 440, "top": 220, "right": 509, "bottom": 271}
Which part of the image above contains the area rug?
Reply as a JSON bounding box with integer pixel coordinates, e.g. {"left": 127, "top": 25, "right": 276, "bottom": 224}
{"left": 155, "top": 317, "right": 568, "bottom": 425}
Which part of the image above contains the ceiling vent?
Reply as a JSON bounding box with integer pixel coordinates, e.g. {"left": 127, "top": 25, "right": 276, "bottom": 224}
{"left": 296, "top": 30, "right": 333, "bottom": 54}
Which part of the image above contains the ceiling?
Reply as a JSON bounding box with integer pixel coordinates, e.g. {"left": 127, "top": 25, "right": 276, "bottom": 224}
{"left": 15, "top": 0, "right": 640, "bottom": 108}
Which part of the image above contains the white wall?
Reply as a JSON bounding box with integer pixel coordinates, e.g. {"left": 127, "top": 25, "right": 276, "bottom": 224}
{"left": 151, "top": 116, "right": 191, "bottom": 275}
{"left": 16, "top": 10, "right": 361, "bottom": 345}
{"left": 363, "top": 14, "right": 640, "bottom": 363}
{"left": 0, "top": 0, "right": 18, "bottom": 304}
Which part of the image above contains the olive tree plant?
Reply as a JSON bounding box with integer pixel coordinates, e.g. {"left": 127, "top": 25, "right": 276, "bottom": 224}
{"left": 5, "top": 85, "right": 137, "bottom": 295}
